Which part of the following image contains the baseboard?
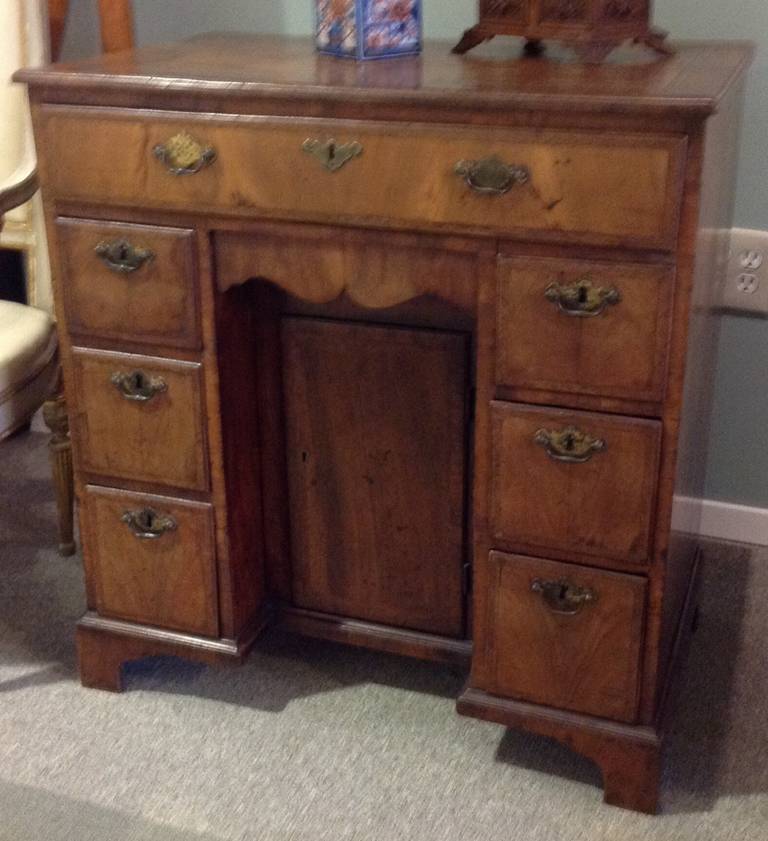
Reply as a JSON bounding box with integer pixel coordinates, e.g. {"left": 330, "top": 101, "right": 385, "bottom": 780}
{"left": 674, "top": 496, "right": 768, "bottom": 546}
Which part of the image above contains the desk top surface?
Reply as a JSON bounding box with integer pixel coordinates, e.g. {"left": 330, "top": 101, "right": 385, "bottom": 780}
{"left": 18, "top": 34, "right": 752, "bottom": 119}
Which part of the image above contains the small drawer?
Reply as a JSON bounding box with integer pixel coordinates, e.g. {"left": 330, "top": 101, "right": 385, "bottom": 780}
{"left": 475, "top": 551, "right": 645, "bottom": 723}
{"left": 495, "top": 257, "right": 674, "bottom": 405}
{"left": 491, "top": 403, "right": 661, "bottom": 566}
{"left": 71, "top": 348, "right": 208, "bottom": 491}
{"left": 81, "top": 486, "right": 218, "bottom": 636}
{"left": 58, "top": 218, "right": 200, "bottom": 350}
{"left": 40, "top": 109, "right": 685, "bottom": 249}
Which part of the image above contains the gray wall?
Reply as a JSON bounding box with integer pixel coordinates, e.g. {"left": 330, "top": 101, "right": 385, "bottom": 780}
{"left": 61, "top": 0, "right": 768, "bottom": 507}
{"left": 656, "top": 2, "right": 768, "bottom": 509}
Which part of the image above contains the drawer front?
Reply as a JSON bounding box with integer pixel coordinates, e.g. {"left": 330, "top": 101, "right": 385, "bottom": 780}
{"left": 496, "top": 258, "right": 674, "bottom": 404}
{"left": 82, "top": 486, "right": 218, "bottom": 636}
{"left": 476, "top": 551, "right": 645, "bottom": 722}
{"left": 58, "top": 218, "right": 200, "bottom": 350}
{"left": 41, "top": 110, "right": 685, "bottom": 249}
{"left": 71, "top": 349, "right": 208, "bottom": 491}
{"left": 491, "top": 403, "right": 661, "bottom": 565}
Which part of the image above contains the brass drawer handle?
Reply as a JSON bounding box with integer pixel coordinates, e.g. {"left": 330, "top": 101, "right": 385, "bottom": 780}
{"left": 153, "top": 131, "right": 217, "bottom": 175}
{"left": 531, "top": 578, "right": 596, "bottom": 615}
{"left": 544, "top": 277, "right": 621, "bottom": 318}
{"left": 121, "top": 507, "right": 177, "bottom": 540}
{"left": 302, "top": 138, "right": 363, "bottom": 172}
{"left": 534, "top": 426, "right": 605, "bottom": 463}
{"left": 94, "top": 239, "right": 155, "bottom": 274}
{"left": 110, "top": 370, "right": 168, "bottom": 402}
{"left": 454, "top": 156, "right": 530, "bottom": 195}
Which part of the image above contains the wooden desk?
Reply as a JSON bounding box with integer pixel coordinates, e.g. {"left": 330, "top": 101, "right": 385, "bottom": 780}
{"left": 18, "top": 35, "right": 752, "bottom": 813}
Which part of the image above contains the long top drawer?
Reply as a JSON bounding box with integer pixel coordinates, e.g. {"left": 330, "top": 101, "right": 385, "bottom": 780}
{"left": 37, "top": 109, "right": 685, "bottom": 250}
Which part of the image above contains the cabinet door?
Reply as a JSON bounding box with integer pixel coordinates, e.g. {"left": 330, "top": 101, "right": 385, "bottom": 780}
{"left": 282, "top": 318, "right": 469, "bottom": 637}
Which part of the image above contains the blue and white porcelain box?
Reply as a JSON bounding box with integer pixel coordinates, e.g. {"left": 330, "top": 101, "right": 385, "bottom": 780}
{"left": 315, "top": 0, "right": 422, "bottom": 60}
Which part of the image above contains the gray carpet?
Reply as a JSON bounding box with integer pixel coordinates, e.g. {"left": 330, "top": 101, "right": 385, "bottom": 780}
{"left": 1, "top": 429, "right": 767, "bottom": 841}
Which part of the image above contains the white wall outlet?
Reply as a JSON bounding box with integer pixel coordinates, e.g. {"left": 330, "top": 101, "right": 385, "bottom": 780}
{"left": 720, "top": 228, "right": 768, "bottom": 314}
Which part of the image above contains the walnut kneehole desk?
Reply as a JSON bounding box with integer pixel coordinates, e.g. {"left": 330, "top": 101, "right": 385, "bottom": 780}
{"left": 18, "top": 35, "right": 752, "bottom": 814}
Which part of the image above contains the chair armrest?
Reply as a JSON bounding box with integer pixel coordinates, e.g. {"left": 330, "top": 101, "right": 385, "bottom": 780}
{"left": 0, "top": 165, "right": 38, "bottom": 216}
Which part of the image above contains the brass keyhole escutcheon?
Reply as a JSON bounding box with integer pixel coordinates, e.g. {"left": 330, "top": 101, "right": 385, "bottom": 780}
{"left": 302, "top": 138, "right": 363, "bottom": 172}
{"left": 534, "top": 426, "right": 606, "bottom": 463}
{"left": 110, "top": 370, "right": 168, "bottom": 402}
{"left": 544, "top": 276, "right": 621, "bottom": 318}
{"left": 121, "top": 507, "right": 178, "bottom": 539}
{"left": 94, "top": 239, "right": 155, "bottom": 273}
{"left": 531, "top": 578, "right": 597, "bottom": 615}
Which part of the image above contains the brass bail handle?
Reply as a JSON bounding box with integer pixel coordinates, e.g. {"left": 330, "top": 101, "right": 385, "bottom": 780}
{"left": 454, "top": 156, "right": 530, "bottom": 195}
{"left": 121, "top": 508, "right": 177, "bottom": 540}
{"left": 534, "top": 426, "right": 605, "bottom": 464}
{"left": 110, "top": 370, "right": 168, "bottom": 402}
{"left": 154, "top": 131, "right": 217, "bottom": 176}
{"left": 531, "top": 578, "right": 596, "bottom": 615}
{"left": 94, "top": 239, "right": 155, "bottom": 274}
{"left": 544, "top": 277, "right": 621, "bottom": 318}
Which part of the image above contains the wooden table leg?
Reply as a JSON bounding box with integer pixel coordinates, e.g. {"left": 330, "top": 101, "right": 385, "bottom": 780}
{"left": 48, "top": 0, "right": 70, "bottom": 61}
{"left": 97, "top": 0, "right": 135, "bottom": 53}
{"left": 42, "top": 394, "right": 75, "bottom": 556}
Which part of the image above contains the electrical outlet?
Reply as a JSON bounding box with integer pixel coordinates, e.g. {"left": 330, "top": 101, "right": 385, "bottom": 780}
{"left": 721, "top": 228, "right": 768, "bottom": 314}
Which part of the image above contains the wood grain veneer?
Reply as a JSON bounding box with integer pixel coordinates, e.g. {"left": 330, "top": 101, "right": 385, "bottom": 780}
{"left": 15, "top": 35, "right": 752, "bottom": 121}
{"left": 282, "top": 317, "right": 469, "bottom": 637}
{"left": 18, "top": 34, "right": 752, "bottom": 815}
{"left": 495, "top": 257, "right": 674, "bottom": 406}
{"left": 36, "top": 111, "right": 685, "bottom": 249}
{"left": 58, "top": 218, "right": 201, "bottom": 350}
{"left": 70, "top": 348, "right": 208, "bottom": 492}
{"left": 490, "top": 402, "right": 662, "bottom": 566}
{"left": 479, "top": 551, "right": 646, "bottom": 723}
{"left": 81, "top": 485, "right": 218, "bottom": 637}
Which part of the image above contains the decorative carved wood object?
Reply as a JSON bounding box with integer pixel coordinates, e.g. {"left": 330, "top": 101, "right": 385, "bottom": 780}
{"left": 453, "top": 0, "right": 672, "bottom": 62}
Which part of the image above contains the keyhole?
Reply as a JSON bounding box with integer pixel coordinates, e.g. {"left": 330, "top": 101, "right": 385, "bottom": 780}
{"left": 327, "top": 142, "right": 336, "bottom": 161}
{"left": 563, "top": 433, "right": 575, "bottom": 451}
{"left": 131, "top": 371, "right": 146, "bottom": 391}
{"left": 577, "top": 285, "right": 588, "bottom": 305}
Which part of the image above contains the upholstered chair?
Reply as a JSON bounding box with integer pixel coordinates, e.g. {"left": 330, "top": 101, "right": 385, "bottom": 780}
{"left": 1, "top": 0, "right": 74, "bottom": 555}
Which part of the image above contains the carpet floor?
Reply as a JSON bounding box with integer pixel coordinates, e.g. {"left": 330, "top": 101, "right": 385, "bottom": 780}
{"left": 1, "top": 429, "right": 767, "bottom": 841}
